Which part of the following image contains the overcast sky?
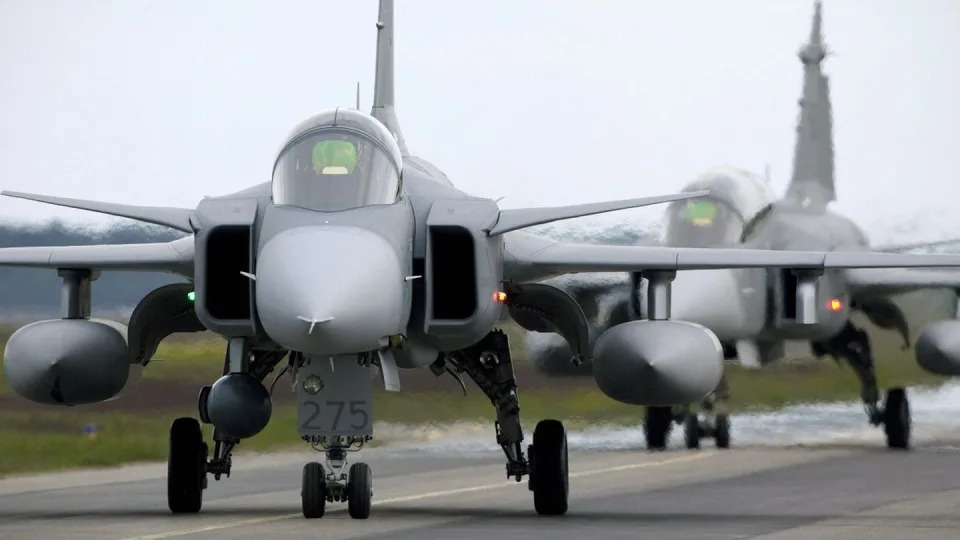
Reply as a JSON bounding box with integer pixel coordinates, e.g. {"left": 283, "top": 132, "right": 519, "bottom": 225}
{"left": 1, "top": 0, "right": 957, "bottom": 242}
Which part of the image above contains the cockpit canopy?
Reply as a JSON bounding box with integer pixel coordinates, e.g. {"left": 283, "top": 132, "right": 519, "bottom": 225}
{"left": 662, "top": 166, "right": 775, "bottom": 248}
{"left": 271, "top": 108, "right": 403, "bottom": 212}
{"left": 663, "top": 198, "right": 743, "bottom": 247}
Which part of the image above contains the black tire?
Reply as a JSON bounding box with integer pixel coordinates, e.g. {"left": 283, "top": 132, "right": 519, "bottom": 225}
{"left": 684, "top": 413, "right": 701, "bottom": 449}
{"left": 644, "top": 406, "right": 672, "bottom": 450}
{"left": 168, "top": 417, "right": 206, "bottom": 514}
{"left": 530, "top": 419, "right": 568, "bottom": 516}
{"left": 347, "top": 462, "right": 373, "bottom": 519}
{"left": 714, "top": 414, "right": 731, "bottom": 449}
{"left": 883, "top": 388, "right": 910, "bottom": 450}
{"left": 301, "top": 462, "right": 327, "bottom": 518}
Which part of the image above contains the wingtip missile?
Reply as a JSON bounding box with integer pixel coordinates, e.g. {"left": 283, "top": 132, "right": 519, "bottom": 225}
{"left": 485, "top": 190, "right": 711, "bottom": 236}
{"left": 1, "top": 190, "right": 195, "bottom": 233}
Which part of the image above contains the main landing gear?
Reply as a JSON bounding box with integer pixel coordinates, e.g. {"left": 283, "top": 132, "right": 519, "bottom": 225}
{"left": 438, "top": 329, "right": 569, "bottom": 515}
{"left": 167, "top": 416, "right": 245, "bottom": 514}
{"left": 167, "top": 345, "right": 288, "bottom": 514}
{"left": 812, "top": 322, "right": 911, "bottom": 449}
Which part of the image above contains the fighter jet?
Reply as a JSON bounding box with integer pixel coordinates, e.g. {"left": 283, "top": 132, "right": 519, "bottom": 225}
{"left": 529, "top": 1, "right": 960, "bottom": 453}
{"left": 529, "top": 166, "right": 778, "bottom": 449}
{"left": 530, "top": 165, "right": 777, "bottom": 377}
{"left": 3, "top": 0, "right": 960, "bottom": 520}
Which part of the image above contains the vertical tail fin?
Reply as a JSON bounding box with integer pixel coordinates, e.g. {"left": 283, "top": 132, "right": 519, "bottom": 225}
{"left": 784, "top": 0, "right": 835, "bottom": 210}
{"left": 372, "top": 0, "right": 409, "bottom": 155}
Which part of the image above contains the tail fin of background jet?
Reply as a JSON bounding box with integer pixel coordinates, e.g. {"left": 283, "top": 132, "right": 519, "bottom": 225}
{"left": 784, "top": 1, "right": 835, "bottom": 210}
{"left": 371, "top": 0, "right": 409, "bottom": 155}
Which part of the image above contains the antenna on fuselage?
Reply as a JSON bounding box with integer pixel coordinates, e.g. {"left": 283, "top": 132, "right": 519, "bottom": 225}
{"left": 356, "top": 81, "right": 361, "bottom": 110}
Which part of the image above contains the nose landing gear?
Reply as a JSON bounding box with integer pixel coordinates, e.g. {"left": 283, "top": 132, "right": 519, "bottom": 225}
{"left": 300, "top": 440, "right": 373, "bottom": 519}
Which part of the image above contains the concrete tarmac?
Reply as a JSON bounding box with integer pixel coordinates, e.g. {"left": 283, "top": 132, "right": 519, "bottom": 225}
{"left": 1, "top": 441, "right": 959, "bottom": 540}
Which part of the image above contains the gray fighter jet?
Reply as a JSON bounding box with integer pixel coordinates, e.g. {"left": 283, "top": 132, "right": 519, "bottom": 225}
{"left": 3, "top": 0, "right": 960, "bottom": 519}
{"left": 530, "top": 165, "right": 777, "bottom": 377}
{"left": 531, "top": 1, "right": 960, "bottom": 453}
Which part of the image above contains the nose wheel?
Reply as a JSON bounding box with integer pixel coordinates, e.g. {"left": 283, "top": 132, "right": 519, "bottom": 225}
{"left": 301, "top": 462, "right": 327, "bottom": 518}
{"left": 684, "top": 392, "right": 731, "bottom": 450}
{"left": 347, "top": 462, "right": 373, "bottom": 519}
{"left": 684, "top": 412, "right": 730, "bottom": 449}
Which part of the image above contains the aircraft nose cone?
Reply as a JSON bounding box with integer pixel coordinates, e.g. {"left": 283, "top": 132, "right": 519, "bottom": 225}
{"left": 255, "top": 226, "right": 406, "bottom": 355}
{"left": 669, "top": 269, "right": 748, "bottom": 341}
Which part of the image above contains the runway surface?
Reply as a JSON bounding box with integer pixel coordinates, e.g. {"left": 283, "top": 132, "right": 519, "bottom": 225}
{"left": 2, "top": 438, "right": 960, "bottom": 540}
{"left": 5, "top": 383, "right": 960, "bottom": 539}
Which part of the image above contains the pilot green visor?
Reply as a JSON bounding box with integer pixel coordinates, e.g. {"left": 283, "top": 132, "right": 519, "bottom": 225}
{"left": 685, "top": 200, "right": 717, "bottom": 226}
{"left": 312, "top": 139, "right": 358, "bottom": 173}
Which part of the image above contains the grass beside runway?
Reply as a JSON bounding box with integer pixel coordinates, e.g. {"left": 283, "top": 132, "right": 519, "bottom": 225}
{"left": 0, "top": 289, "right": 954, "bottom": 477}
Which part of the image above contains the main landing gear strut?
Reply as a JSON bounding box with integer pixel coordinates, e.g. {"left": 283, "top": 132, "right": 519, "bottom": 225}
{"left": 438, "top": 329, "right": 569, "bottom": 515}
{"left": 812, "top": 321, "right": 910, "bottom": 449}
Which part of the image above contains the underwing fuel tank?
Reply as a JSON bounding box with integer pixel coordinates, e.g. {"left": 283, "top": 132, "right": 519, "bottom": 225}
{"left": 3, "top": 319, "right": 140, "bottom": 405}
{"left": 591, "top": 320, "right": 723, "bottom": 406}
{"left": 915, "top": 320, "right": 960, "bottom": 376}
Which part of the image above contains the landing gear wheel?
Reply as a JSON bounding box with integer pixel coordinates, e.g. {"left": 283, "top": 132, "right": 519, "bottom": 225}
{"left": 684, "top": 413, "right": 700, "bottom": 449}
{"left": 714, "top": 414, "right": 731, "bottom": 449}
{"left": 644, "top": 406, "right": 672, "bottom": 450}
{"left": 301, "top": 462, "right": 327, "bottom": 518}
{"left": 347, "top": 462, "right": 373, "bottom": 519}
{"left": 167, "top": 417, "right": 207, "bottom": 514}
{"left": 530, "top": 419, "right": 568, "bottom": 516}
{"left": 883, "top": 388, "right": 910, "bottom": 449}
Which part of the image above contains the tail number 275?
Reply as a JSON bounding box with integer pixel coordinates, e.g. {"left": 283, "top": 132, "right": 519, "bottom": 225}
{"left": 300, "top": 399, "right": 370, "bottom": 432}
